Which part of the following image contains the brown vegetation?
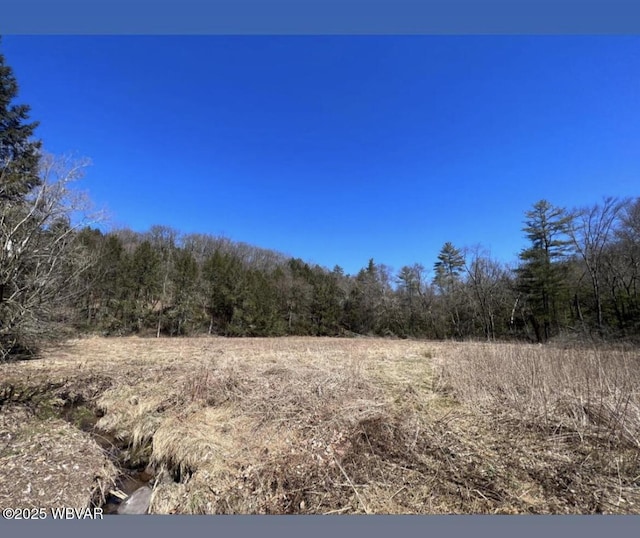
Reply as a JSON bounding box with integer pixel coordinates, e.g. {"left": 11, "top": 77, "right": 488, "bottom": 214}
{"left": 0, "top": 337, "right": 639, "bottom": 514}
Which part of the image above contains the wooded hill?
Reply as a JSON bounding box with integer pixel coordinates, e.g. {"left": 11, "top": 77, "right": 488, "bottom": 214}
{"left": 66, "top": 204, "right": 640, "bottom": 345}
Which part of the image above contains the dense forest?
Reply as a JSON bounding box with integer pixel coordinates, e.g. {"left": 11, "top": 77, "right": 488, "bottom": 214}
{"left": 1, "top": 46, "right": 639, "bottom": 360}
{"left": 66, "top": 202, "right": 640, "bottom": 344}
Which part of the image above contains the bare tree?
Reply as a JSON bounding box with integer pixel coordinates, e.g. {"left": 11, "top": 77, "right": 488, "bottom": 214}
{"left": 0, "top": 153, "right": 99, "bottom": 359}
{"left": 463, "top": 246, "right": 511, "bottom": 341}
{"left": 600, "top": 198, "right": 640, "bottom": 333}
{"left": 568, "top": 197, "right": 627, "bottom": 336}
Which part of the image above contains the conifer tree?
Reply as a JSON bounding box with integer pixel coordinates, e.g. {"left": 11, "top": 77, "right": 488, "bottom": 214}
{"left": 433, "top": 242, "right": 465, "bottom": 338}
{"left": 0, "top": 43, "right": 42, "bottom": 201}
{"left": 516, "top": 200, "right": 573, "bottom": 342}
{"left": 433, "top": 242, "right": 465, "bottom": 294}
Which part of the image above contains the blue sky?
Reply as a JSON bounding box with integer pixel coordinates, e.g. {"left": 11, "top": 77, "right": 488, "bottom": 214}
{"left": 3, "top": 36, "right": 639, "bottom": 275}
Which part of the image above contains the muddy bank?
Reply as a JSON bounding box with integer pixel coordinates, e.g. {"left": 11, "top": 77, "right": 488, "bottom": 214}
{"left": 0, "top": 380, "right": 159, "bottom": 515}
{"left": 61, "top": 402, "right": 157, "bottom": 514}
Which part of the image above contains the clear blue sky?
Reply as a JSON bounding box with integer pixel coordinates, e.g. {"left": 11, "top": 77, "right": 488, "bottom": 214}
{"left": 3, "top": 36, "right": 639, "bottom": 275}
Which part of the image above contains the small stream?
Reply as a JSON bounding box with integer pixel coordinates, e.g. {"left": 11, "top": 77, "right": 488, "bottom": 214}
{"left": 62, "top": 403, "right": 156, "bottom": 514}
{"left": 102, "top": 466, "right": 154, "bottom": 514}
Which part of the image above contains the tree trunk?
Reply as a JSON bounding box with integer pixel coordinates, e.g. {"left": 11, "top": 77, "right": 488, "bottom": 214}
{"left": 593, "top": 277, "right": 604, "bottom": 337}
{"left": 529, "top": 314, "right": 543, "bottom": 343}
{"left": 574, "top": 293, "right": 586, "bottom": 334}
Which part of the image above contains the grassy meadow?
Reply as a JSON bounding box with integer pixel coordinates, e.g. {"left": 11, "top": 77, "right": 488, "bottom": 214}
{"left": 1, "top": 336, "right": 639, "bottom": 514}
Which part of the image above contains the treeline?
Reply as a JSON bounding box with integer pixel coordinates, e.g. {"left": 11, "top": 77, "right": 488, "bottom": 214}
{"left": 65, "top": 196, "right": 640, "bottom": 343}
{"left": 2, "top": 43, "right": 640, "bottom": 359}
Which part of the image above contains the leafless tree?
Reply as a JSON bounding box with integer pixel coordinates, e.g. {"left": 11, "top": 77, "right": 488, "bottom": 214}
{"left": 0, "top": 153, "right": 100, "bottom": 359}
{"left": 462, "top": 246, "right": 511, "bottom": 341}
{"left": 568, "top": 197, "right": 627, "bottom": 336}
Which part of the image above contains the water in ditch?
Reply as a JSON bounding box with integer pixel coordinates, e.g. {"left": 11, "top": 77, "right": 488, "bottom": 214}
{"left": 61, "top": 402, "right": 156, "bottom": 514}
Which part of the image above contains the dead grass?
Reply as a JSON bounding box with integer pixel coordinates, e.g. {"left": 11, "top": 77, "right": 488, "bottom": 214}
{"left": 0, "top": 405, "right": 117, "bottom": 510}
{"left": 435, "top": 341, "right": 640, "bottom": 512}
{"left": 1, "top": 336, "right": 639, "bottom": 514}
{"left": 435, "top": 342, "right": 640, "bottom": 446}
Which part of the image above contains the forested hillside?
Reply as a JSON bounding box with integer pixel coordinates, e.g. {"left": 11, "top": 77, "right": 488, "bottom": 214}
{"left": 64, "top": 202, "right": 639, "bottom": 344}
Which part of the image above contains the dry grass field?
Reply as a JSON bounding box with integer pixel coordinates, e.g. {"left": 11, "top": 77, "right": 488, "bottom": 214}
{"left": 1, "top": 336, "right": 639, "bottom": 514}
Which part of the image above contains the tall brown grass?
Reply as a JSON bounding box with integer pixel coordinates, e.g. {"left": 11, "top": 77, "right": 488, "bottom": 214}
{"left": 3, "top": 336, "right": 640, "bottom": 514}
{"left": 436, "top": 342, "right": 640, "bottom": 449}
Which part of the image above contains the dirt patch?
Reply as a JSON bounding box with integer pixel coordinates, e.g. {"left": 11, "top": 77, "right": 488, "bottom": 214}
{"left": 0, "top": 404, "right": 117, "bottom": 510}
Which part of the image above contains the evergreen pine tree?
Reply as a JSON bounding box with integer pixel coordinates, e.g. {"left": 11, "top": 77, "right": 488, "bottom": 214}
{"left": 433, "top": 242, "right": 465, "bottom": 338}
{"left": 516, "top": 200, "right": 573, "bottom": 342}
{"left": 433, "top": 242, "right": 465, "bottom": 294}
{"left": 0, "top": 43, "right": 42, "bottom": 201}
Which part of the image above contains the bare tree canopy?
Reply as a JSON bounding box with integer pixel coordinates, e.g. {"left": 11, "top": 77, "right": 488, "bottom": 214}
{"left": 1, "top": 154, "right": 98, "bottom": 359}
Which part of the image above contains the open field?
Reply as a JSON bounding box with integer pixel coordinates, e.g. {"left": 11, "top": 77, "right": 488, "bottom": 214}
{"left": 1, "top": 336, "right": 639, "bottom": 514}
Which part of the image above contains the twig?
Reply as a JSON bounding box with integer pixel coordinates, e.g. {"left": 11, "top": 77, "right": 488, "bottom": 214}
{"left": 389, "top": 486, "right": 406, "bottom": 501}
{"left": 472, "top": 489, "right": 489, "bottom": 502}
{"left": 323, "top": 506, "right": 351, "bottom": 515}
{"left": 333, "top": 457, "right": 370, "bottom": 514}
{"left": 109, "top": 489, "right": 128, "bottom": 500}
